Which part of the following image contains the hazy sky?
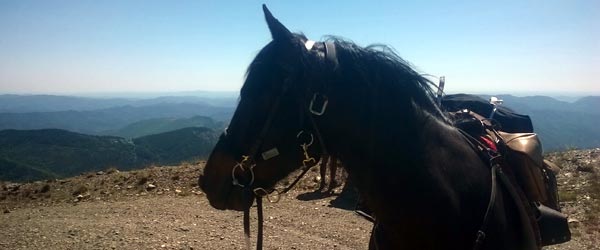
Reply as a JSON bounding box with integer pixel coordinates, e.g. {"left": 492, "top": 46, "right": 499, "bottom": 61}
{"left": 0, "top": 1, "right": 598, "bottom": 95}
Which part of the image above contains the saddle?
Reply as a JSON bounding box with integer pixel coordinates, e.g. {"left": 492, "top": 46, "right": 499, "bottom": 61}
{"left": 449, "top": 105, "right": 571, "bottom": 246}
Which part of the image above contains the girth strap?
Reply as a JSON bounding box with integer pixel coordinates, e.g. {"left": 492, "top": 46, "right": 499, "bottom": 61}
{"left": 472, "top": 164, "right": 499, "bottom": 250}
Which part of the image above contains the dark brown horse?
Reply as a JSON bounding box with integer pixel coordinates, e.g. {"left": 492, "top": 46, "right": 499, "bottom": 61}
{"left": 318, "top": 154, "right": 339, "bottom": 192}
{"left": 199, "top": 5, "right": 539, "bottom": 250}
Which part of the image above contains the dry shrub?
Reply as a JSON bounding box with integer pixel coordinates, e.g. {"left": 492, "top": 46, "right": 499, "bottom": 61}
{"left": 72, "top": 185, "right": 88, "bottom": 196}
{"left": 106, "top": 167, "right": 119, "bottom": 174}
{"left": 112, "top": 172, "right": 130, "bottom": 183}
{"left": 137, "top": 172, "right": 150, "bottom": 186}
{"left": 39, "top": 184, "right": 51, "bottom": 193}
{"left": 586, "top": 172, "right": 600, "bottom": 233}
{"left": 40, "top": 192, "right": 51, "bottom": 199}
{"left": 558, "top": 190, "right": 577, "bottom": 202}
{"left": 21, "top": 188, "right": 32, "bottom": 199}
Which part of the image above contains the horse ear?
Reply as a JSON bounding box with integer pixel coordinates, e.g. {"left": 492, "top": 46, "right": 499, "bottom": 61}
{"left": 262, "top": 4, "right": 293, "bottom": 42}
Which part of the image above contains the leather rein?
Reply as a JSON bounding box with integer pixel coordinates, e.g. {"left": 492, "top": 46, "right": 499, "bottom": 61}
{"left": 229, "top": 41, "right": 336, "bottom": 250}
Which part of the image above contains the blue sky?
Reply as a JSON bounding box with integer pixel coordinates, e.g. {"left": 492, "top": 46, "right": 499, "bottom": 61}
{"left": 0, "top": 0, "right": 598, "bottom": 95}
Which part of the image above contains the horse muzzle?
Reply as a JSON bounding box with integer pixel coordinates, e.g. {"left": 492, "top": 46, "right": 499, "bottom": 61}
{"left": 199, "top": 152, "right": 255, "bottom": 211}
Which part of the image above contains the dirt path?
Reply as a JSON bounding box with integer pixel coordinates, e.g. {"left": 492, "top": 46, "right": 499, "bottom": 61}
{"left": 0, "top": 192, "right": 371, "bottom": 250}
{"left": 2, "top": 192, "right": 591, "bottom": 250}
{"left": 1, "top": 150, "right": 597, "bottom": 250}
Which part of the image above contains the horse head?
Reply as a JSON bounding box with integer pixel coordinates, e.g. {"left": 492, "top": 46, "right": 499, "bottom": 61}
{"left": 199, "top": 5, "right": 335, "bottom": 211}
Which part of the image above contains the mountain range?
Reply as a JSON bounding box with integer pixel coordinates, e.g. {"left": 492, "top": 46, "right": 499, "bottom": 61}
{"left": 0, "top": 94, "right": 237, "bottom": 113}
{"left": 0, "top": 93, "right": 598, "bottom": 182}
{"left": 488, "top": 95, "right": 600, "bottom": 150}
{"left": 0, "top": 127, "right": 218, "bottom": 182}
{"left": 104, "top": 115, "right": 224, "bottom": 139}
{"left": 0, "top": 102, "right": 233, "bottom": 135}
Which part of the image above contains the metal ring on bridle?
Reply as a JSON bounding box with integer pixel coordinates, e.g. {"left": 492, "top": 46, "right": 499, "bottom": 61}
{"left": 296, "top": 130, "right": 314, "bottom": 147}
{"left": 253, "top": 187, "right": 282, "bottom": 203}
{"left": 231, "top": 161, "right": 255, "bottom": 188}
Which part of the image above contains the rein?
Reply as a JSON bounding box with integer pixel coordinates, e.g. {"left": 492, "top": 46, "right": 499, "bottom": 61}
{"left": 238, "top": 113, "right": 326, "bottom": 250}
{"left": 239, "top": 127, "right": 323, "bottom": 250}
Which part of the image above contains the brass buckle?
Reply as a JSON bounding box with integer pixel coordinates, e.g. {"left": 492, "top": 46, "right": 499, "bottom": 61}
{"left": 296, "top": 131, "right": 316, "bottom": 167}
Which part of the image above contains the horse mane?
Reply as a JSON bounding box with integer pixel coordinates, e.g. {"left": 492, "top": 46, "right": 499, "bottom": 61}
{"left": 325, "top": 37, "right": 449, "bottom": 122}
{"left": 241, "top": 33, "right": 449, "bottom": 124}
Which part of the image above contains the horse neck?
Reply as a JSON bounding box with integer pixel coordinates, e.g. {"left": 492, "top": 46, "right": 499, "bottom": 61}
{"left": 323, "top": 92, "right": 490, "bottom": 234}
{"left": 321, "top": 83, "right": 454, "bottom": 177}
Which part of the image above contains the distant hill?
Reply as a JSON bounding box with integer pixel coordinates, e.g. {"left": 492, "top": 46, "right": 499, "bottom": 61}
{"left": 571, "top": 96, "right": 600, "bottom": 115}
{"left": 133, "top": 127, "right": 219, "bottom": 165}
{"left": 0, "top": 158, "right": 55, "bottom": 182}
{"left": 0, "top": 103, "right": 234, "bottom": 135}
{"left": 0, "top": 128, "right": 218, "bottom": 182}
{"left": 0, "top": 129, "right": 138, "bottom": 181}
{"left": 492, "top": 95, "right": 600, "bottom": 115}
{"left": 0, "top": 94, "right": 237, "bottom": 113}
{"left": 103, "top": 115, "right": 225, "bottom": 138}
{"left": 0, "top": 94, "right": 134, "bottom": 113}
{"left": 487, "top": 95, "right": 600, "bottom": 151}
{"left": 1, "top": 93, "right": 598, "bottom": 152}
{"left": 527, "top": 110, "right": 600, "bottom": 150}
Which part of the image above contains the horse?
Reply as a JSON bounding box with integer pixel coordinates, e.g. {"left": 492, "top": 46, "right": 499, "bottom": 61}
{"left": 199, "top": 5, "right": 540, "bottom": 250}
{"left": 318, "top": 154, "right": 340, "bottom": 192}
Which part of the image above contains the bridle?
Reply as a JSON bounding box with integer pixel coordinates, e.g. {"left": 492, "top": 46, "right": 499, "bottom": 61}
{"left": 221, "top": 38, "right": 509, "bottom": 249}
{"left": 227, "top": 40, "right": 337, "bottom": 250}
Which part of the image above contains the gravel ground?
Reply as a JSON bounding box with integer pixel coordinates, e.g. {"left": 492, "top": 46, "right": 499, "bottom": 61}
{"left": 0, "top": 191, "right": 371, "bottom": 250}
{"left": 1, "top": 149, "right": 598, "bottom": 250}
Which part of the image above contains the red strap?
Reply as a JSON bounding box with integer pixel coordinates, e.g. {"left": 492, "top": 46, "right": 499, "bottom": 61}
{"left": 479, "top": 136, "right": 497, "bottom": 152}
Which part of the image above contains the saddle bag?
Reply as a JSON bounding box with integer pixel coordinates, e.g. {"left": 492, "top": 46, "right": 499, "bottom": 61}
{"left": 499, "top": 132, "right": 571, "bottom": 246}
{"left": 499, "top": 132, "right": 564, "bottom": 210}
{"left": 500, "top": 132, "right": 549, "bottom": 205}
{"left": 534, "top": 202, "right": 571, "bottom": 245}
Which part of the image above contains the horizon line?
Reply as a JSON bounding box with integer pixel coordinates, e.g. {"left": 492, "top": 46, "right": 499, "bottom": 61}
{"left": 0, "top": 89, "right": 600, "bottom": 97}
